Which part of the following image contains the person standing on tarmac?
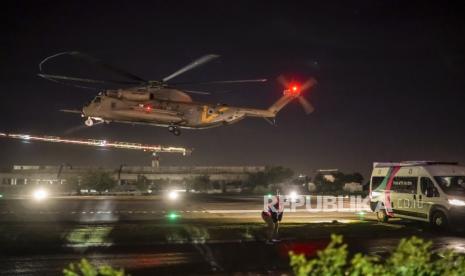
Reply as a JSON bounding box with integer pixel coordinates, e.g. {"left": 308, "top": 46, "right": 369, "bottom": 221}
{"left": 262, "top": 192, "right": 284, "bottom": 243}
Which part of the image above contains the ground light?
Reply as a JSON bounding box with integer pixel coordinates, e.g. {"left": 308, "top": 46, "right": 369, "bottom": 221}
{"left": 357, "top": 210, "right": 366, "bottom": 220}
{"left": 167, "top": 212, "right": 179, "bottom": 221}
{"left": 168, "top": 190, "right": 179, "bottom": 200}
{"left": 32, "top": 188, "right": 48, "bottom": 201}
{"left": 288, "top": 191, "right": 298, "bottom": 203}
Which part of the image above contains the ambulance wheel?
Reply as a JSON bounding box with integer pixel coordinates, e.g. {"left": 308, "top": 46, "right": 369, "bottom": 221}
{"left": 430, "top": 210, "right": 448, "bottom": 230}
{"left": 376, "top": 209, "right": 389, "bottom": 223}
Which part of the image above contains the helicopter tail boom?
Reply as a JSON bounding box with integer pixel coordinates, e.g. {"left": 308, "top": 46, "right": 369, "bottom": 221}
{"left": 239, "top": 94, "right": 295, "bottom": 118}
{"left": 267, "top": 94, "right": 296, "bottom": 116}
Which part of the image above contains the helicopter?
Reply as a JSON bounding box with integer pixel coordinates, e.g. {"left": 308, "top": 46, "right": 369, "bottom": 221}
{"left": 38, "top": 52, "right": 317, "bottom": 136}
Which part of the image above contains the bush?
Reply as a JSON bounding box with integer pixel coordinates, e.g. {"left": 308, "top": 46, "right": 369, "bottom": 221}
{"left": 82, "top": 171, "right": 117, "bottom": 194}
{"left": 246, "top": 166, "right": 294, "bottom": 189}
{"left": 290, "top": 234, "right": 465, "bottom": 276}
{"left": 63, "top": 259, "right": 126, "bottom": 276}
{"left": 252, "top": 185, "right": 272, "bottom": 195}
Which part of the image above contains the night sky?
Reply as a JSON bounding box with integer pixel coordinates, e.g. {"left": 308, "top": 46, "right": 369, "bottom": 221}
{"left": 1, "top": 1, "right": 465, "bottom": 178}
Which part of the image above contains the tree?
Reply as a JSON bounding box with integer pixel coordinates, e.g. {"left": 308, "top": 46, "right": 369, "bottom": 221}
{"left": 314, "top": 172, "right": 363, "bottom": 194}
{"left": 82, "top": 171, "right": 116, "bottom": 194}
{"left": 192, "top": 175, "right": 210, "bottom": 192}
{"left": 313, "top": 172, "right": 337, "bottom": 193}
{"left": 135, "top": 175, "right": 150, "bottom": 192}
{"left": 62, "top": 175, "right": 81, "bottom": 195}
{"left": 265, "top": 166, "right": 294, "bottom": 185}
{"left": 247, "top": 166, "right": 294, "bottom": 188}
{"left": 343, "top": 173, "right": 364, "bottom": 184}
{"left": 247, "top": 171, "right": 268, "bottom": 188}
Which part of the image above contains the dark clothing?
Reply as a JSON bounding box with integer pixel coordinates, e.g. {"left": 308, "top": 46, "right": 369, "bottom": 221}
{"left": 262, "top": 211, "right": 279, "bottom": 240}
{"left": 271, "top": 210, "right": 283, "bottom": 223}
{"left": 262, "top": 204, "right": 283, "bottom": 240}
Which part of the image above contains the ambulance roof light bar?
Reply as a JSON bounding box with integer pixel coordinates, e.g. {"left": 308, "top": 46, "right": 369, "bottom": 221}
{"left": 374, "top": 161, "right": 458, "bottom": 168}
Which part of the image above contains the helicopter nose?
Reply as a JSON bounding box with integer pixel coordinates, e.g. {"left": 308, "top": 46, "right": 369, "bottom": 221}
{"left": 82, "top": 106, "right": 89, "bottom": 117}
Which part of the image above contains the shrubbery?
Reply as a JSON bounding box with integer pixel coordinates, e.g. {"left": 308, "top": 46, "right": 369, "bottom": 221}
{"left": 290, "top": 234, "right": 465, "bottom": 276}
{"left": 63, "top": 259, "right": 126, "bottom": 276}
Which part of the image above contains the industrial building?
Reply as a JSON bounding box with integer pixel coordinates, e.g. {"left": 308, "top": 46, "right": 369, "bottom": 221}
{"left": 0, "top": 165, "right": 265, "bottom": 195}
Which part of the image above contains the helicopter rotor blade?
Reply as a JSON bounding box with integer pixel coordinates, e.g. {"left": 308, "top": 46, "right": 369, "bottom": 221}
{"left": 38, "top": 73, "right": 140, "bottom": 85}
{"left": 39, "top": 51, "right": 148, "bottom": 84}
{"left": 182, "top": 89, "right": 211, "bottom": 95}
{"left": 277, "top": 75, "right": 289, "bottom": 88}
{"left": 172, "top": 78, "right": 267, "bottom": 86}
{"left": 297, "top": 96, "right": 315, "bottom": 114}
{"left": 38, "top": 74, "right": 98, "bottom": 90}
{"left": 162, "top": 54, "right": 220, "bottom": 82}
{"left": 300, "top": 77, "right": 317, "bottom": 92}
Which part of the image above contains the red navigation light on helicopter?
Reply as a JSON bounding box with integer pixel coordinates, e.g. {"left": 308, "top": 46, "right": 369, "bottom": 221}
{"left": 286, "top": 83, "right": 300, "bottom": 96}
{"left": 143, "top": 104, "right": 152, "bottom": 112}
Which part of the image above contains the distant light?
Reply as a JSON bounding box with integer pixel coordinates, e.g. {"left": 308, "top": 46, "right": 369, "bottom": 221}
{"left": 144, "top": 104, "right": 152, "bottom": 112}
{"left": 99, "top": 140, "right": 107, "bottom": 147}
{"left": 357, "top": 211, "right": 366, "bottom": 220}
{"left": 33, "top": 188, "right": 48, "bottom": 201}
{"left": 267, "top": 194, "right": 272, "bottom": 198}
{"left": 167, "top": 212, "right": 179, "bottom": 220}
{"left": 288, "top": 191, "right": 298, "bottom": 202}
{"left": 168, "top": 190, "right": 178, "bottom": 200}
{"left": 292, "top": 85, "right": 298, "bottom": 92}
{"left": 0, "top": 194, "right": 3, "bottom": 199}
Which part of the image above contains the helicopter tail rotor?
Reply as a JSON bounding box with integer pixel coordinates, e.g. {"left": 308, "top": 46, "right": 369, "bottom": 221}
{"left": 279, "top": 75, "right": 317, "bottom": 114}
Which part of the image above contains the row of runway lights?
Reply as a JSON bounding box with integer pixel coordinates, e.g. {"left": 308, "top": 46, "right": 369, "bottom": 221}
{"left": 27, "top": 188, "right": 181, "bottom": 220}
{"left": 19, "top": 188, "right": 366, "bottom": 220}
{"left": 26, "top": 187, "right": 181, "bottom": 220}
{"left": 26, "top": 188, "right": 181, "bottom": 202}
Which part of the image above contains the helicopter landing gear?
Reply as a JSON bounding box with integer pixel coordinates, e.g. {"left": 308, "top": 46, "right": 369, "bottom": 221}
{"left": 168, "top": 125, "right": 181, "bottom": 136}
{"left": 85, "top": 117, "right": 94, "bottom": 126}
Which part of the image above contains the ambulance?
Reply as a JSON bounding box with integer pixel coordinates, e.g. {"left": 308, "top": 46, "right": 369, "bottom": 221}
{"left": 369, "top": 161, "right": 465, "bottom": 228}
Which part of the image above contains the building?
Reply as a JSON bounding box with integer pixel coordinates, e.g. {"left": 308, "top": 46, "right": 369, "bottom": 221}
{"left": 0, "top": 165, "right": 265, "bottom": 194}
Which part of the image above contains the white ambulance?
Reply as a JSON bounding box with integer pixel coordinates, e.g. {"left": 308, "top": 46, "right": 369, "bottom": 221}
{"left": 369, "top": 161, "right": 465, "bottom": 228}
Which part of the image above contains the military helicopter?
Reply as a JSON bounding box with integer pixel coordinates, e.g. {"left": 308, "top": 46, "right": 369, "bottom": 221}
{"left": 38, "top": 52, "right": 316, "bottom": 136}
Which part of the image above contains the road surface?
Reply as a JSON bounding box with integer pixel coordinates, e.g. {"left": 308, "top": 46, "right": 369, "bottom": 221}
{"left": 1, "top": 195, "right": 464, "bottom": 275}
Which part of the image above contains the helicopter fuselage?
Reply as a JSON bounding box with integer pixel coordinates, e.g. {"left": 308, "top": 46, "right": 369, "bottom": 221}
{"left": 39, "top": 52, "right": 315, "bottom": 135}
{"left": 82, "top": 87, "right": 275, "bottom": 130}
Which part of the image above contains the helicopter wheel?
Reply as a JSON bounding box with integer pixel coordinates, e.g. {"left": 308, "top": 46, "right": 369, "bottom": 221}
{"left": 85, "top": 117, "right": 94, "bottom": 126}
{"left": 168, "top": 125, "right": 181, "bottom": 136}
{"left": 173, "top": 128, "right": 181, "bottom": 136}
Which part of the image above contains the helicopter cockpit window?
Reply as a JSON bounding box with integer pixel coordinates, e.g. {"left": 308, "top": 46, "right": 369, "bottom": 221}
{"left": 93, "top": 97, "right": 101, "bottom": 103}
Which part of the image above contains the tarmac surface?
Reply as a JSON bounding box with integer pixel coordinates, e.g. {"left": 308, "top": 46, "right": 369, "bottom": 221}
{"left": 1, "top": 194, "right": 465, "bottom": 275}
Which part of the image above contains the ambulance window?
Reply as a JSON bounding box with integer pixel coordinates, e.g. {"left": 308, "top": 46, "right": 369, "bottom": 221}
{"left": 371, "top": 177, "right": 385, "bottom": 190}
{"left": 391, "top": 177, "right": 418, "bottom": 194}
{"left": 420, "top": 177, "right": 437, "bottom": 196}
